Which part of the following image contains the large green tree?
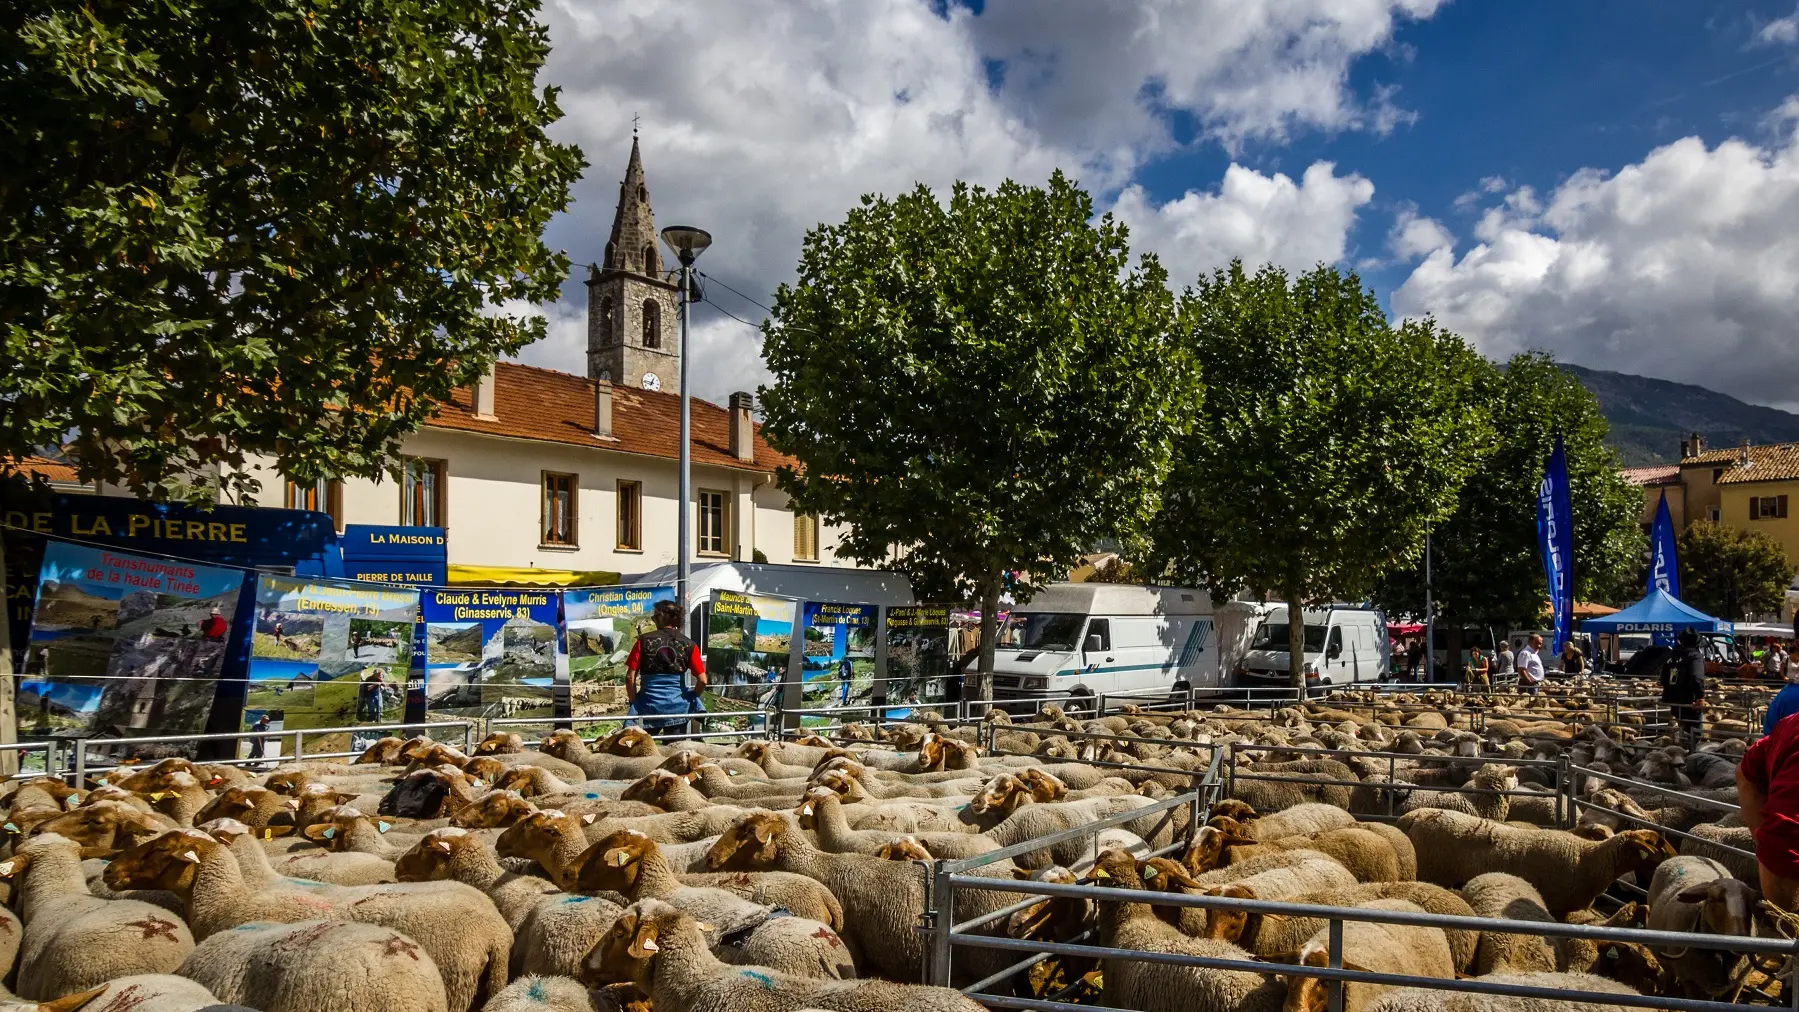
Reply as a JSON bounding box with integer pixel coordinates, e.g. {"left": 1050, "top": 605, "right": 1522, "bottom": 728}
{"left": 1, "top": 0, "right": 584, "bottom": 498}
{"left": 1373, "top": 354, "right": 1646, "bottom": 648}
{"left": 1148, "top": 261, "right": 1490, "bottom": 690}
{"left": 1678, "top": 521, "right": 1795, "bottom": 621}
{"left": 759, "top": 173, "right": 1196, "bottom": 702}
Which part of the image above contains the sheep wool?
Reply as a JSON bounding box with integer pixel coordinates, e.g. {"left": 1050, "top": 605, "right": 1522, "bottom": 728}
{"left": 1283, "top": 899, "right": 1455, "bottom": 1012}
{"left": 177, "top": 920, "right": 449, "bottom": 1012}
{"left": 41, "top": 974, "right": 221, "bottom": 1012}
{"left": 1461, "top": 873, "right": 1561, "bottom": 975}
{"left": 2, "top": 834, "right": 196, "bottom": 1000}
{"left": 1399, "top": 809, "right": 1673, "bottom": 913}
{"left": 1364, "top": 971, "right": 1641, "bottom": 1012}
{"left": 582, "top": 900, "right": 985, "bottom": 1012}
{"left": 479, "top": 975, "right": 597, "bottom": 1012}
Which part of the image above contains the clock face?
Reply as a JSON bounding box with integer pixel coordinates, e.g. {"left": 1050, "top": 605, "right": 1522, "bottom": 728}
{"left": 641, "top": 372, "right": 661, "bottom": 392}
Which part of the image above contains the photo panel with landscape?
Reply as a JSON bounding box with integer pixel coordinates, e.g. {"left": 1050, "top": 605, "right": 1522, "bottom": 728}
{"left": 704, "top": 589, "right": 795, "bottom": 723}
{"left": 241, "top": 575, "right": 419, "bottom": 741}
{"left": 883, "top": 604, "right": 951, "bottom": 716}
{"left": 22, "top": 541, "right": 247, "bottom": 739}
{"left": 564, "top": 584, "right": 675, "bottom": 717}
{"left": 799, "top": 601, "right": 877, "bottom": 723}
{"left": 422, "top": 588, "right": 562, "bottom": 720}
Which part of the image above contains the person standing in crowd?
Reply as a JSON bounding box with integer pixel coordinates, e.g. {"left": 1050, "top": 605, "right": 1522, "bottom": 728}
{"left": 1467, "top": 645, "right": 1490, "bottom": 688}
{"left": 1738, "top": 706, "right": 1799, "bottom": 910}
{"left": 1766, "top": 640, "right": 1789, "bottom": 682}
{"left": 1495, "top": 639, "right": 1515, "bottom": 678}
{"left": 1764, "top": 661, "right": 1799, "bottom": 733}
{"left": 626, "top": 600, "right": 708, "bottom": 739}
{"left": 1405, "top": 638, "right": 1426, "bottom": 681}
{"left": 1516, "top": 634, "right": 1546, "bottom": 694}
{"left": 1560, "top": 639, "right": 1586, "bottom": 676}
{"left": 1661, "top": 629, "right": 1708, "bottom": 745}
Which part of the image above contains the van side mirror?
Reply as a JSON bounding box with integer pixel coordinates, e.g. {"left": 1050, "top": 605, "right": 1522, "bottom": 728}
{"left": 1084, "top": 634, "right": 1103, "bottom": 654}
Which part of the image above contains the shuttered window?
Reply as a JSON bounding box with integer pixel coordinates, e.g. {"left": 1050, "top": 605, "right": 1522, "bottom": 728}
{"left": 1754, "top": 495, "right": 1790, "bottom": 520}
{"left": 542, "top": 472, "right": 576, "bottom": 546}
{"left": 793, "top": 513, "right": 819, "bottom": 562}
{"left": 616, "top": 480, "right": 642, "bottom": 551}
{"left": 698, "top": 490, "right": 728, "bottom": 555}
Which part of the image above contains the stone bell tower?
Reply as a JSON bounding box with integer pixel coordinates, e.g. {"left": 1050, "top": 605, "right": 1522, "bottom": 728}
{"left": 586, "top": 136, "right": 683, "bottom": 393}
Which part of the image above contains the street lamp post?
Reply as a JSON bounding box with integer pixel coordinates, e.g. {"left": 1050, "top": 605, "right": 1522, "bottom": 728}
{"left": 660, "top": 225, "right": 712, "bottom": 619}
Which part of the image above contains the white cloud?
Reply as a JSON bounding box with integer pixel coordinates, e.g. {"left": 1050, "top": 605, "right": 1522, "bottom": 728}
{"left": 1394, "top": 119, "right": 1799, "bottom": 409}
{"left": 1110, "top": 162, "right": 1375, "bottom": 283}
{"left": 514, "top": 0, "right": 1442, "bottom": 403}
{"left": 1388, "top": 206, "right": 1454, "bottom": 260}
{"left": 1760, "top": 4, "right": 1799, "bottom": 44}
{"left": 968, "top": 0, "right": 1444, "bottom": 152}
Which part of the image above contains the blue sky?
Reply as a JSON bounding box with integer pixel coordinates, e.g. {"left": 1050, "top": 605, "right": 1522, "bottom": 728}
{"left": 518, "top": 0, "right": 1799, "bottom": 409}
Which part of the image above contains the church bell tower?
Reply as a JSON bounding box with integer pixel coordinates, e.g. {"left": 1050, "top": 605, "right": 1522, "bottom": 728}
{"left": 586, "top": 136, "right": 682, "bottom": 392}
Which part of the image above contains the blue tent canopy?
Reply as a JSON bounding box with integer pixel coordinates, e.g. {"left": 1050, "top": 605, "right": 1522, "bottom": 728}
{"left": 1578, "top": 588, "right": 1732, "bottom": 635}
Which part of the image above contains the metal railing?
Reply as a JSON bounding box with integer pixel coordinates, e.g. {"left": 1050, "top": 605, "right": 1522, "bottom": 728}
{"left": 53, "top": 721, "right": 475, "bottom": 784}
{"left": 934, "top": 876, "right": 1799, "bottom": 1012}
{"left": 922, "top": 754, "right": 1223, "bottom": 989}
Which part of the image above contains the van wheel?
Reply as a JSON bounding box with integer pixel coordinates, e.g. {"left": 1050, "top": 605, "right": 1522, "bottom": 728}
{"left": 1070, "top": 690, "right": 1098, "bottom": 719}
{"left": 1170, "top": 681, "right": 1192, "bottom": 707}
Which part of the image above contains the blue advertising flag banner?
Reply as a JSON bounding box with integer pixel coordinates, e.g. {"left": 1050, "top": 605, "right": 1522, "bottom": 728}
{"left": 1537, "top": 435, "right": 1576, "bottom": 654}
{"left": 1647, "top": 491, "right": 1681, "bottom": 647}
{"left": 420, "top": 588, "right": 562, "bottom": 719}
{"left": 243, "top": 576, "right": 419, "bottom": 751}
{"left": 1648, "top": 492, "right": 1680, "bottom": 598}
{"left": 20, "top": 541, "right": 248, "bottom": 740}
{"left": 338, "top": 525, "right": 447, "bottom": 586}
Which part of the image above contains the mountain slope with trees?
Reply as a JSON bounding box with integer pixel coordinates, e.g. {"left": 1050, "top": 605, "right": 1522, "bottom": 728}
{"left": 1565, "top": 365, "right": 1799, "bottom": 465}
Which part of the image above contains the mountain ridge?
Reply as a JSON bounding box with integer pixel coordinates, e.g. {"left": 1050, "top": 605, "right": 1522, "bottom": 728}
{"left": 1562, "top": 364, "right": 1799, "bottom": 466}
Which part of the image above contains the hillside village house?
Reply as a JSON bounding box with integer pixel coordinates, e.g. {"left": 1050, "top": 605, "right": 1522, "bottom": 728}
{"left": 1624, "top": 433, "right": 1799, "bottom": 618}
{"left": 10, "top": 139, "right": 859, "bottom": 581}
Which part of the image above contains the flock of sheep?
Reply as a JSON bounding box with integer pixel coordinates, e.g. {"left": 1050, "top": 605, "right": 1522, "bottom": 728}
{"left": 0, "top": 677, "right": 1783, "bottom": 1012}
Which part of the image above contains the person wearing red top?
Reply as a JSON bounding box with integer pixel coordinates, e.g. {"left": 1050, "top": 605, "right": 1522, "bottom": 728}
{"left": 200, "top": 608, "right": 229, "bottom": 640}
{"left": 1738, "top": 710, "right": 1799, "bottom": 909}
{"left": 625, "top": 600, "right": 707, "bottom": 736}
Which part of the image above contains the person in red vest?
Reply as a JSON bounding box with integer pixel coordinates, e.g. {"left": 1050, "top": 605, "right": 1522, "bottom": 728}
{"left": 200, "top": 607, "right": 229, "bottom": 640}
{"left": 1739, "top": 709, "right": 1799, "bottom": 910}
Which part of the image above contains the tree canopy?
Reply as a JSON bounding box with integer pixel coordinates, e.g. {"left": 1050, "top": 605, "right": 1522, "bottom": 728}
{"left": 1149, "top": 261, "right": 1490, "bottom": 688}
{"left": 1678, "top": 521, "right": 1796, "bottom": 622}
{"left": 758, "top": 172, "right": 1196, "bottom": 698}
{"left": 0, "top": 0, "right": 584, "bottom": 498}
{"left": 1373, "top": 353, "right": 1646, "bottom": 635}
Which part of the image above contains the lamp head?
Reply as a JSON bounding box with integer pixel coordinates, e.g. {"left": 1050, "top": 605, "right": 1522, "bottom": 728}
{"left": 660, "top": 226, "right": 712, "bottom": 266}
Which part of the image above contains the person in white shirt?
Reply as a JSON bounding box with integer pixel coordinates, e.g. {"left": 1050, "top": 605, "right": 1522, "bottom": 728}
{"left": 1516, "top": 633, "right": 1546, "bottom": 694}
{"left": 1769, "top": 641, "right": 1790, "bottom": 682}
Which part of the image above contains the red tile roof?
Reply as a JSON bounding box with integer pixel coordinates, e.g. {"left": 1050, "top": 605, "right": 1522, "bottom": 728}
{"left": 430, "top": 361, "right": 791, "bottom": 473}
{"left": 1716, "top": 443, "right": 1799, "bottom": 485}
{"left": 1620, "top": 465, "right": 1680, "bottom": 487}
{"left": 1, "top": 455, "right": 82, "bottom": 485}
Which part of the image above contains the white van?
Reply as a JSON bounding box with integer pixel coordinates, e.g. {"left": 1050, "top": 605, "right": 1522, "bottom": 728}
{"left": 989, "top": 584, "right": 1216, "bottom": 708}
{"left": 1234, "top": 605, "right": 1389, "bottom": 689}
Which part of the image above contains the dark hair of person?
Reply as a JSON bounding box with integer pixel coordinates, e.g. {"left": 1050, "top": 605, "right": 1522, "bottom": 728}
{"left": 652, "top": 599, "right": 684, "bottom": 630}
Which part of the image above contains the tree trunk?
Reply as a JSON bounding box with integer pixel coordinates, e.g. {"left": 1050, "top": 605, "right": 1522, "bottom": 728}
{"left": 0, "top": 533, "right": 17, "bottom": 777}
{"left": 1286, "top": 591, "right": 1306, "bottom": 701}
{"left": 967, "top": 572, "right": 1000, "bottom": 716}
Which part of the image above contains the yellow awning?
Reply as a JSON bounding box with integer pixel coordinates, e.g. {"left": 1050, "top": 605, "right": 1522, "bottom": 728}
{"left": 446, "top": 564, "right": 619, "bottom": 587}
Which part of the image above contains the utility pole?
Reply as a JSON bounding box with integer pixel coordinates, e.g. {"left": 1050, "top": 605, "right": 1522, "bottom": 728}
{"left": 1423, "top": 531, "right": 1435, "bottom": 684}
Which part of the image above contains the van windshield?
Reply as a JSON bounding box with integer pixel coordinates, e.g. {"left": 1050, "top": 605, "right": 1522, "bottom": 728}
{"left": 998, "top": 613, "right": 1085, "bottom": 652}
{"left": 1250, "top": 621, "right": 1329, "bottom": 653}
